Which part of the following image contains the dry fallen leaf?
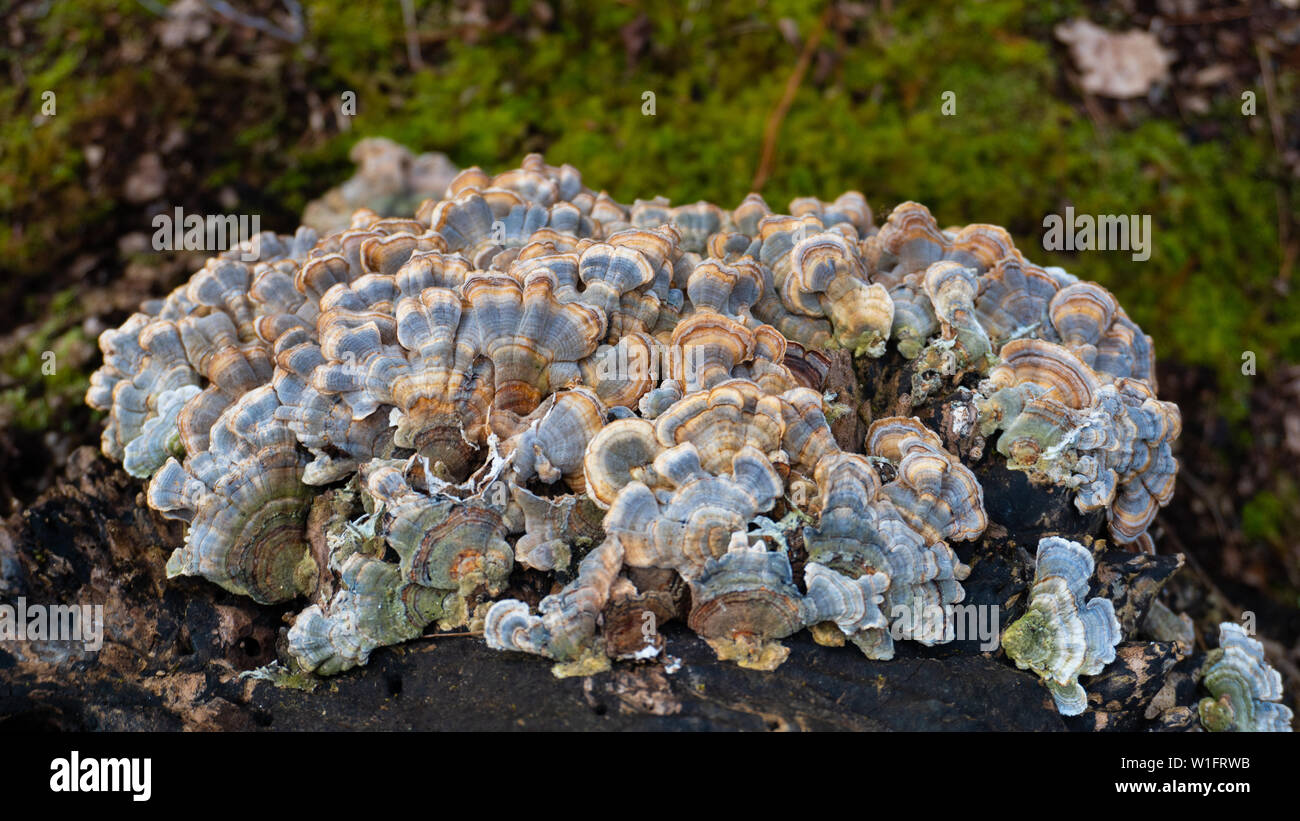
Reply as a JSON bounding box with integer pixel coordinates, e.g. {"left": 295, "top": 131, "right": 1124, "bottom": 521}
{"left": 1055, "top": 19, "right": 1174, "bottom": 99}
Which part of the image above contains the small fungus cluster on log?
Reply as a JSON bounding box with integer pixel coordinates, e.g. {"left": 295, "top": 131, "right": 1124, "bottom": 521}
{"left": 84, "top": 153, "right": 1288, "bottom": 728}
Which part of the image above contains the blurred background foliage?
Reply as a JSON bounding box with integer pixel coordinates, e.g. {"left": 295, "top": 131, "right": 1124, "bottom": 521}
{"left": 1, "top": 0, "right": 1298, "bottom": 610}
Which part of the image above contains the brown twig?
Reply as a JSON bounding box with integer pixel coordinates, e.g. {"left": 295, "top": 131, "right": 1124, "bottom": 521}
{"left": 400, "top": 0, "right": 424, "bottom": 71}
{"left": 1255, "top": 41, "right": 1292, "bottom": 284}
{"left": 1164, "top": 6, "right": 1258, "bottom": 25}
{"left": 202, "top": 0, "right": 305, "bottom": 43}
{"left": 415, "top": 16, "right": 517, "bottom": 44}
{"left": 1060, "top": 68, "right": 1108, "bottom": 139}
{"left": 1281, "top": 237, "right": 1297, "bottom": 287}
{"left": 751, "top": 5, "right": 833, "bottom": 192}
{"left": 1177, "top": 468, "right": 1231, "bottom": 548}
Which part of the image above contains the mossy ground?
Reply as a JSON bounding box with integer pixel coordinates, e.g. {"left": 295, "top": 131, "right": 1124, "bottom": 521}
{"left": 2, "top": 1, "right": 1297, "bottom": 603}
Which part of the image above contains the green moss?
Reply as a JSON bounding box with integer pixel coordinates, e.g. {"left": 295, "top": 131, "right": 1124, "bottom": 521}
{"left": 1242, "top": 480, "right": 1299, "bottom": 548}
{"left": 0, "top": 289, "right": 94, "bottom": 431}
{"left": 1240, "top": 479, "right": 1300, "bottom": 600}
{"left": 1001, "top": 608, "right": 1053, "bottom": 670}
{"left": 1, "top": 1, "right": 142, "bottom": 276}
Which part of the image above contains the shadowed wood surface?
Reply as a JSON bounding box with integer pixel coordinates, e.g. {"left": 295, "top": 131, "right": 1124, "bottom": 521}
{"left": 0, "top": 446, "right": 1200, "bottom": 731}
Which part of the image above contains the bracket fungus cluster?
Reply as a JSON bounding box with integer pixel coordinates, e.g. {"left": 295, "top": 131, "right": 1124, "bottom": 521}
{"left": 1002, "top": 537, "right": 1121, "bottom": 716}
{"left": 1198, "top": 623, "right": 1294, "bottom": 732}
{"left": 89, "top": 153, "right": 1211, "bottom": 712}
